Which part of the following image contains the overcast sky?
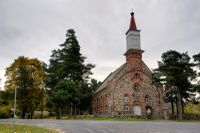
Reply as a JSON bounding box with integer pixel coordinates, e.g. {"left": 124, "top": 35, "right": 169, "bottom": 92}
{"left": 0, "top": 0, "right": 200, "bottom": 89}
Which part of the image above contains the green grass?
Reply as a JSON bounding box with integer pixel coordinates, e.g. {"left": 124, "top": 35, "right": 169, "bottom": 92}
{"left": 0, "top": 124, "right": 59, "bottom": 133}
{"left": 45, "top": 116, "right": 149, "bottom": 121}
{"left": 44, "top": 115, "right": 200, "bottom": 122}
{"left": 57, "top": 116, "right": 200, "bottom": 122}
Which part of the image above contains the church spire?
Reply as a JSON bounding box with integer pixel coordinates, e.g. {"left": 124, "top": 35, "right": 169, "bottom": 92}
{"left": 125, "top": 11, "right": 143, "bottom": 62}
{"left": 129, "top": 12, "right": 137, "bottom": 31}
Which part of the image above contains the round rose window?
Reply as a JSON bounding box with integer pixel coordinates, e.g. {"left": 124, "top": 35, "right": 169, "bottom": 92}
{"left": 133, "top": 84, "right": 139, "bottom": 92}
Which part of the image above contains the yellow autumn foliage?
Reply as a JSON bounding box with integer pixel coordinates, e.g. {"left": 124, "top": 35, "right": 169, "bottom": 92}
{"left": 185, "top": 102, "right": 200, "bottom": 114}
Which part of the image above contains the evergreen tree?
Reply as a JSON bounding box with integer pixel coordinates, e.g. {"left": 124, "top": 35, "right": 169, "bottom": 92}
{"left": 193, "top": 53, "right": 200, "bottom": 95}
{"left": 193, "top": 52, "right": 200, "bottom": 69}
{"left": 155, "top": 50, "right": 196, "bottom": 119}
{"left": 79, "top": 79, "right": 102, "bottom": 114}
{"left": 47, "top": 29, "right": 94, "bottom": 118}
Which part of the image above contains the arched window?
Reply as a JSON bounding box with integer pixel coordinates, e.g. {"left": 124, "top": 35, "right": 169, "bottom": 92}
{"left": 124, "top": 94, "right": 129, "bottom": 103}
{"left": 133, "top": 83, "right": 140, "bottom": 92}
{"left": 145, "top": 95, "right": 149, "bottom": 102}
{"left": 134, "top": 73, "right": 139, "bottom": 79}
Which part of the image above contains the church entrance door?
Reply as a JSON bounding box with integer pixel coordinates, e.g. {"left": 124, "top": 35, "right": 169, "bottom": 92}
{"left": 133, "top": 106, "right": 141, "bottom": 116}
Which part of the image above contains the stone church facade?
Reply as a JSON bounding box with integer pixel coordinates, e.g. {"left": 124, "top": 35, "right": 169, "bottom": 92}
{"left": 92, "top": 12, "right": 164, "bottom": 118}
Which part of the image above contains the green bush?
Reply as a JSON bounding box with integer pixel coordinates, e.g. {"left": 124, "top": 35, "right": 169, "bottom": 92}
{"left": 185, "top": 102, "right": 200, "bottom": 114}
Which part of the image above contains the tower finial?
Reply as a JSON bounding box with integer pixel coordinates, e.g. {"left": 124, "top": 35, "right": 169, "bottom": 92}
{"left": 131, "top": 9, "right": 134, "bottom": 16}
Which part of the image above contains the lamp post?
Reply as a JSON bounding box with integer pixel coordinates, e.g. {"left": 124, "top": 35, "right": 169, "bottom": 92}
{"left": 12, "top": 86, "right": 17, "bottom": 133}
{"left": 14, "top": 86, "right": 17, "bottom": 118}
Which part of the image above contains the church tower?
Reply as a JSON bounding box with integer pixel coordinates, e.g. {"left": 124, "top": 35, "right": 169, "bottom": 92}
{"left": 124, "top": 12, "right": 144, "bottom": 103}
{"left": 124, "top": 12, "right": 144, "bottom": 62}
{"left": 93, "top": 12, "right": 164, "bottom": 118}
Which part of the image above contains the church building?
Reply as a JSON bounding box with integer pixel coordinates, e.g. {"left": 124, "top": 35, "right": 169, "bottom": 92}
{"left": 92, "top": 12, "right": 164, "bottom": 118}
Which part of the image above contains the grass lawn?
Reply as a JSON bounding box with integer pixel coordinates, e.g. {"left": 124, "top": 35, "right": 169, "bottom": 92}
{"left": 48, "top": 116, "right": 200, "bottom": 122}
{"left": 80, "top": 117, "right": 200, "bottom": 122}
{"left": 0, "top": 124, "right": 59, "bottom": 133}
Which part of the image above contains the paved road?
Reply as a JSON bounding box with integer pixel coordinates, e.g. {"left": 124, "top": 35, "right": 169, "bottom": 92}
{"left": 0, "top": 119, "right": 199, "bottom": 133}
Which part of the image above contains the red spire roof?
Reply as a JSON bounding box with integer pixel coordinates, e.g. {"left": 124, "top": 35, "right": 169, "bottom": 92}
{"left": 129, "top": 12, "right": 137, "bottom": 31}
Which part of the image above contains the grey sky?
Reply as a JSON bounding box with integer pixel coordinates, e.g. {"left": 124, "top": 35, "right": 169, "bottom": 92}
{"left": 0, "top": 0, "right": 200, "bottom": 88}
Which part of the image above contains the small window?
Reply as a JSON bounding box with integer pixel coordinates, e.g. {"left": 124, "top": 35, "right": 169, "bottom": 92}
{"left": 124, "top": 94, "right": 129, "bottom": 103}
{"left": 133, "top": 84, "right": 140, "bottom": 92}
{"left": 134, "top": 73, "right": 139, "bottom": 79}
{"left": 124, "top": 106, "right": 129, "bottom": 111}
{"left": 145, "top": 95, "right": 149, "bottom": 102}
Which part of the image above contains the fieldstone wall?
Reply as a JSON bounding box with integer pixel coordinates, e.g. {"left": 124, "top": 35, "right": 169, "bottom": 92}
{"left": 93, "top": 51, "right": 164, "bottom": 118}
{"left": 169, "top": 114, "right": 200, "bottom": 120}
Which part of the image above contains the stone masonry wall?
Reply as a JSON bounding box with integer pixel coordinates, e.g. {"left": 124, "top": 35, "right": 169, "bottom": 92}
{"left": 93, "top": 53, "right": 164, "bottom": 118}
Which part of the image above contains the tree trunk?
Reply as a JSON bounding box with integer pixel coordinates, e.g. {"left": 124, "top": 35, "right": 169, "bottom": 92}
{"left": 177, "top": 88, "right": 183, "bottom": 120}
{"left": 171, "top": 99, "right": 174, "bottom": 115}
{"left": 56, "top": 111, "right": 59, "bottom": 119}
{"left": 41, "top": 109, "right": 43, "bottom": 119}
{"left": 175, "top": 94, "right": 178, "bottom": 117}
{"left": 70, "top": 102, "right": 73, "bottom": 117}
{"left": 30, "top": 112, "right": 33, "bottom": 119}
{"left": 56, "top": 107, "right": 62, "bottom": 119}
{"left": 40, "top": 100, "right": 44, "bottom": 119}
{"left": 181, "top": 97, "right": 184, "bottom": 114}
{"left": 170, "top": 94, "right": 174, "bottom": 115}
{"left": 74, "top": 104, "right": 77, "bottom": 119}
{"left": 59, "top": 107, "right": 62, "bottom": 119}
{"left": 22, "top": 108, "right": 25, "bottom": 119}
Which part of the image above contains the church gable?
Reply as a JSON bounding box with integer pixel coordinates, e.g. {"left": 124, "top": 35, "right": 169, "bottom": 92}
{"left": 94, "top": 63, "right": 126, "bottom": 94}
{"left": 142, "top": 61, "right": 153, "bottom": 79}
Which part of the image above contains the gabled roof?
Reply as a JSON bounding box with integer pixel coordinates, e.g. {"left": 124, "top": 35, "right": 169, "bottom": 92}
{"left": 94, "top": 63, "right": 126, "bottom": 94}
{"left": 94, "top": 60, "right": 156, "bottom": 94}
{"left": 141, "top": 60, "right": 153, "bottom": 78}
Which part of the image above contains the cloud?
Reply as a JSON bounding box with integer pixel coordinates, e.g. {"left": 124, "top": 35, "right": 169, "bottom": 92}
{"left": 0, "top": 0, "right": 200, "bottom": 88}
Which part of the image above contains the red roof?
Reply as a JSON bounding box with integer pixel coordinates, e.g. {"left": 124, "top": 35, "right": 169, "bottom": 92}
{"left": 129, "top": 12, "right": 137, "bottom": 31}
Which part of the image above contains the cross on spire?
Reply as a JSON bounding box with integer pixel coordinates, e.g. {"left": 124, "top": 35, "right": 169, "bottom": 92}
{"left": 131, "top": 9, "right": 134, "bottom": 12}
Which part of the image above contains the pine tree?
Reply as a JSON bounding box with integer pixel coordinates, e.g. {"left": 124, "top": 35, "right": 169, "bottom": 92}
{"left": 193, "top": 53, "right": 200, "bottom": 96}
{"left": 156, "top": 50, "right": 196, "bottom": 119}
{"left": 47, "top": 29, "right": 94, "bottom": 118}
